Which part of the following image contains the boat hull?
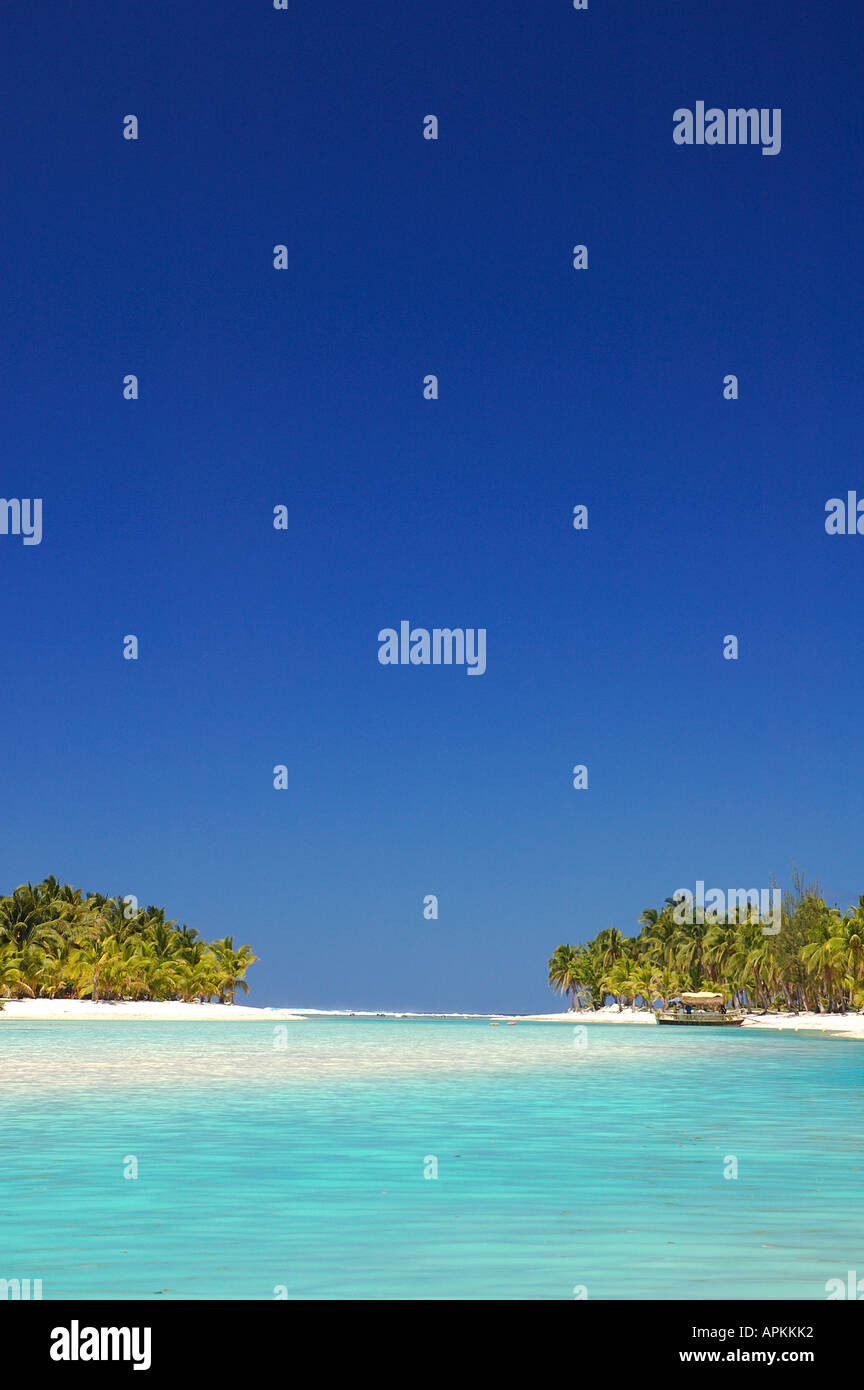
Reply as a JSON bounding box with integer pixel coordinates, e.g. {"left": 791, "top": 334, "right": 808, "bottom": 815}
{"left": 657, "top": 1012, "right": 744, "bottom": 1026}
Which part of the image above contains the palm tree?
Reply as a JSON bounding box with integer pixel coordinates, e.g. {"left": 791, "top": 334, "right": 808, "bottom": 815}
{"left": 0, "top": 943, "right": 30, "bottom": 998}
{"left": 211, "top": 937, "right": 258, "bottom": 1004}
{"left": 837, "top": 897, "right": 864, "bottom": 1002}
{"left": 801, "top": 913, "right": 843, "bottom": 1011}
{"left": 622, "top": 962, "right": 660, "bottom": 1011}
{"left": 70, "top": 934, "right": 119, "bottom": 1002}
{"left": 178, "top": 954, "right": 221, "bottom": 1003}
{"left": 704, "top": 919, "right": 739, "bottom": 984}
{"left": 548, "top": 945, "right": 581, "bottom": 1008}
{"left": 0, "top": 883, "right": 64, "bottom": 953}
{"left": 594, "top": 928, "right": 626, "bottom": 982}
{"left": 30, "top": 942, "right": 75, "bottom": 998}
{"left": 0, "top": 879, "right": 260, "bottom": 1003}
{"left": 549, "top": 876, "right": 864, "bottom": 1017}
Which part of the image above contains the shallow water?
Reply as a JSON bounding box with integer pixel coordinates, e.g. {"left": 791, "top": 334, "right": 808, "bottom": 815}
{"left": 0, "top": 1018, "right": 861, "bottom": 1299}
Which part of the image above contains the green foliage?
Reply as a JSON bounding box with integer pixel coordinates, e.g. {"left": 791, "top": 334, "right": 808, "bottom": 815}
{"left": 0, "top": 879, "right": 258, "bottom": 1004}
{"left": 548, "top": 872, "right": 864, "bottom": 1014}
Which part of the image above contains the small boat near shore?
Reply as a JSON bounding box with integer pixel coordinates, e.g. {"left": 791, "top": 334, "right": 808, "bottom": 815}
{"left": 657, "top": 991, "right": 744, "bottom": 1026}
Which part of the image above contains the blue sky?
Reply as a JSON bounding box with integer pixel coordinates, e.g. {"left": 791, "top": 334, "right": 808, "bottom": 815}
{"left": 2, "top": 1, "right": 862, "bottom": 1011}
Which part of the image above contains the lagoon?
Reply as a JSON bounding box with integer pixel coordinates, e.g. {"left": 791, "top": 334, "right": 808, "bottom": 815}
{"left": 0, "top": 1018, "right": 860, "bottom": 1300}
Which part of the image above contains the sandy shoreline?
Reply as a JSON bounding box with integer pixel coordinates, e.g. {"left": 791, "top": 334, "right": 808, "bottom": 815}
{"left": 740, "top": 1012, "right": 864, "bottom": 1037}
{"left": 500, "top": 1005, "right": 864, "bottom": 1037}
{"left": 1, "top": 1000, "right": 862, "bottom": 1037}
{"left": 0, "top": 1000, "right": 304, "bottom": 1021}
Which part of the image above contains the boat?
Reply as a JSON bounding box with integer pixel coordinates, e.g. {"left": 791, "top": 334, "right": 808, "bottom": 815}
{"left": 657, "top": 991, "right": 744, "bottom": 1026}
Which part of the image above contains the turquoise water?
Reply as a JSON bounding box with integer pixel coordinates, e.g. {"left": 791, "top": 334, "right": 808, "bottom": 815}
{"left": 0, "top": 1017, "right": 862, "bottom": 1299}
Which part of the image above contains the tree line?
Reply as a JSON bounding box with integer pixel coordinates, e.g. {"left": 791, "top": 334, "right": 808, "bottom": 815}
{"left": 0, "top": 877, "right": 257, "bottom": 1004}
{"left": 548, "top": 872, "right": 864, "bottom": 1013}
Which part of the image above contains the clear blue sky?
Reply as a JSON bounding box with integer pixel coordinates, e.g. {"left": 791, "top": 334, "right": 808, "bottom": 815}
{"left": 3, "top": 1, "right": 862, "bottom": 1011}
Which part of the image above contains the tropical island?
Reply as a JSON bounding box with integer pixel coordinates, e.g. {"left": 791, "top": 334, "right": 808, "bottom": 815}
{"left": 548, "top": 873, "right": 864, "bottom": 1016}
{"left": 0, "top": 877, "right": 259, "bottom": 1006}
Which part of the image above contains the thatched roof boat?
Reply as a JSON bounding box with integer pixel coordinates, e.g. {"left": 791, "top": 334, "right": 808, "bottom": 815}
{"left": 657, "top": 992, "right": 744, "bottom": 1025}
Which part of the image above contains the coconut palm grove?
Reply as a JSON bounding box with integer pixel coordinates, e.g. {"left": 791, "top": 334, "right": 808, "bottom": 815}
{"left": 549, "top": 873, "right": 864, "bottom": 1014}
{"left": 0, "top": 877, "right": 257, "bottom": 1003}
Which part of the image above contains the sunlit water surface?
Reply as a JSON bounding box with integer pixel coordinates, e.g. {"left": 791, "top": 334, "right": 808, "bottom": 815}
{"left": 0, "top": 1017, "right": 861, "bottom": 1299}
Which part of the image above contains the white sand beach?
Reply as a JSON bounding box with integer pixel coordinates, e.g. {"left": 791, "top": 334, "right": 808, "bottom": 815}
{"left": 499, "top": 1006, "right": 864, "bottom": 1037}
{"left": 0, "top": 999, "right": 304, "bottom": 1021}
{"left": 740, "top": 1011, "right": 864, "bottom": 1037}
{"left": 2, "top": 999, "right": 863, "bottom": 1038}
